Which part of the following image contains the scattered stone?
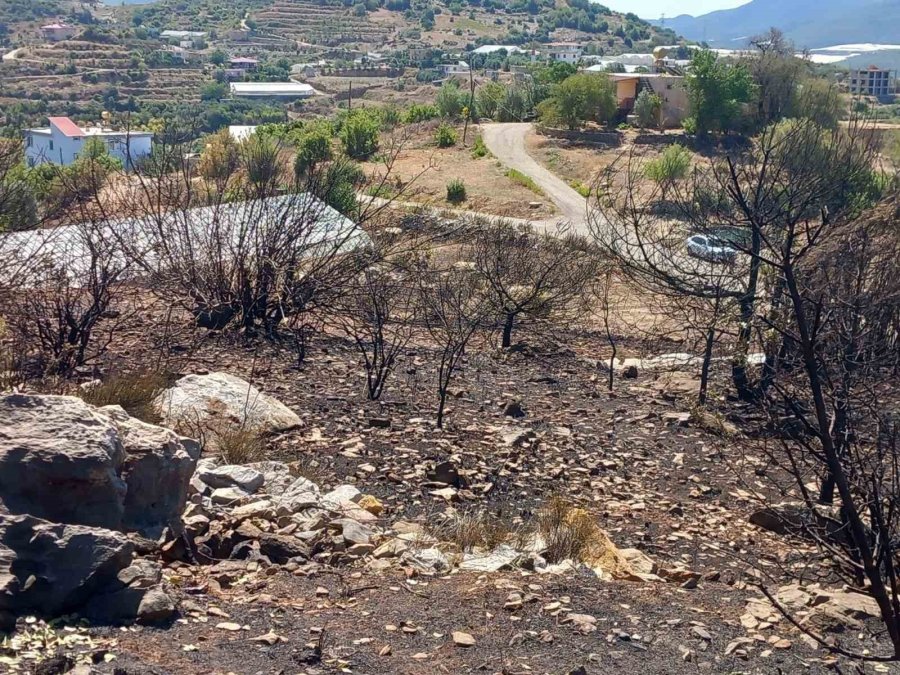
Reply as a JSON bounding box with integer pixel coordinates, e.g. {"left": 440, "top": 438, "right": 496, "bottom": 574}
{"left": 502, "top": 400, "right": 525, "bottom": 418}
{"left": 459, "top": 545, "right": 520, "bottom": 573}
{"left": 452, "top": 631, "right": 476, "bottom": 647}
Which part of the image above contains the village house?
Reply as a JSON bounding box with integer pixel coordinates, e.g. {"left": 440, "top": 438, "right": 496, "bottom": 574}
{"left": 39, "top": 23, "right": 77, "bottom": 42}
{"left": 226, "top": 56, "right": 259, "bottom": 79}
{"left": 609, "top": 73, "right": 688, "bottom": 128}
{"left": 544, "top": 43, "right": 583, "bottom": 64}
{"left": 24, "top": 117, "right": 153, "bottom": 168}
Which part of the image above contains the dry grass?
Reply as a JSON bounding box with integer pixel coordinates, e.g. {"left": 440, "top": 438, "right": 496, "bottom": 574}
{"left": 536, "top": 496, "right": 596, "bottom": 564}
{"left": 209, "top": 425, "right": 267, "bottom": 465}
{"left": 428, "top": 508, "right": 522, "bottom": 553}
{"left": 78, "top": 370, "right": 169, "bottom": 424}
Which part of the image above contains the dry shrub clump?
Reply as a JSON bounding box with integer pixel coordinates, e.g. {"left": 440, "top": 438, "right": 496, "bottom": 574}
{"left": 79, "top": 370, "right": 169, "bottom": 424}
{"left": 429, "top": 509, "right": 520, "bottom": 553}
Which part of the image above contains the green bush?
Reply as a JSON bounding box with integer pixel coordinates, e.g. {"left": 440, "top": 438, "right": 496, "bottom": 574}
{"left": 446, "top": 178, "right": 466, "bottom": 203}
{"left": 340, "top": 109, "right": 380, "bottom": 160}
{"left": 436, "top": 80, "right": 467, "bottom": 119}
{"left": 471, "top": 135, "right": 488, "bottom": 159}
{"left": 644, "top": 144, "right": 691, "bottom": 184}
{"left": 434, "top": 122, "right": 458, "bottom": 148}
{"left": 505, "top": 168, "right": 543, "bottom": 195}
{"left": 294, "top": 121, "right": 334, "bottom": 176}
{"left": 403, "top": 103, "right": 439, "bottom": 123}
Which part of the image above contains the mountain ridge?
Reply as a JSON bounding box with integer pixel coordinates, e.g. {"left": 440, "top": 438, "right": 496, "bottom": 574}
{"left": 654, "top": 0, "right": 900, "bottom": 49}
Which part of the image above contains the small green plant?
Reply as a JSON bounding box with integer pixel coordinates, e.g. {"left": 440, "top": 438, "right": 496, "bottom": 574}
{"left": 446, "top": 178, "right": 466, "bottom": 203}
{"left": 644, "top": 144, "right": 691, "bottom": 185}
{"left": 505, "top": 168, "right": 543, "bottom": 195}
{"left": 402, "top": 103, "right": 439, "bottom": 123}
{"left": 568, "top": 179, "right": 590, "bottom": 198}
{"left": 470, "top": 135, "right": 488, "bottom": 159}
{"left": 434, "top": 122, "right": 458, "bottom": 148}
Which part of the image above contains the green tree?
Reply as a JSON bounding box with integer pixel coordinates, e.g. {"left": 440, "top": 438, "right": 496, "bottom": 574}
{"left": 475, "top": 81, "right": 505, "bottom": 120}
{"left": 685, "top": 49, "right": 755, "bottom": 136}
{"left": 538, "top": 72, "right": 616, "bottom": 130}
{"left": 633, "top": 89, "right": 662, "bottom": 128}
{"left": 340, "top": 109, "right": 380, "bottom": 160}
{"left": 435, "top": 80, "right": 466, "bottom": 119}
{"left": 293, "top": 121, "right": 334, "bottom": 176}
{"left": 201, "top": 81, "right": 229, "bottom": 102}
{"left": 209, "top": 49, "right": 228, "bottom": 66}
{"left": 199, "top": 129, "right": 240, "bottom": 185}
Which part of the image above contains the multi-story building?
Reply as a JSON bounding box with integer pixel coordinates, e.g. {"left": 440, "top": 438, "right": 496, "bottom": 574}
{"left": 849, "top": 66, "right": 896, "bottom": 99}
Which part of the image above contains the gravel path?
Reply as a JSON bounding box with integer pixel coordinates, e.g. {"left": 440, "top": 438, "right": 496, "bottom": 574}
{"left": 481, "top": 122, "right": 590, "bottom": 233}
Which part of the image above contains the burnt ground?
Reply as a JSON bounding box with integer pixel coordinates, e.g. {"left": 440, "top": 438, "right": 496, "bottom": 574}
{"left": 95, "top": 570, "right": 829, "bottom": 675}
{"left": 10, "top": 316, "right": 896, "bottom": 673}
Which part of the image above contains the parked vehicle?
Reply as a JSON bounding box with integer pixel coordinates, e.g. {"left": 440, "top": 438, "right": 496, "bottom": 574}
{"left": 686, "top": 233, "right": 738, "bottom": 263}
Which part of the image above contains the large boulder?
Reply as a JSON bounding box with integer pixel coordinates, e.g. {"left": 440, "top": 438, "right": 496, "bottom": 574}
{"left": 0, "top": 395, "right": 127, "bottom": 529}
{"left": 0, "top": 514, "right": 133, "bottom": 617}
{"left": 155, "top": 372, "right": 302, "bottom": 433}
{"left": 0, "top": 394, "right": 200, "bottom": 533}
{"left": 99, "top": 405, "right": 201, "bottom": 533}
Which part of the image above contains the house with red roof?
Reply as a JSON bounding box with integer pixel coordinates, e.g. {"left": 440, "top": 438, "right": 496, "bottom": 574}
{"left": 25, "top": 117, "right": 153, "bottom": 168}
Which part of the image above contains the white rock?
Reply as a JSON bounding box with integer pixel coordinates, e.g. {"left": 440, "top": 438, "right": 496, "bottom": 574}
{"left": 459, "top": 544, "right": 520, "bottom": 572}
{"left": 199, "top": 465, "right": 264, "bottom": 493}
{"left": 155, "top": 372, "right": 302, "bottom": 433}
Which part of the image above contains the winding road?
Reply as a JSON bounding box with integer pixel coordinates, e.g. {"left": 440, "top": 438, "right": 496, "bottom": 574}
{"left": 481, "top": 123, "right": 590, "bottom": 233}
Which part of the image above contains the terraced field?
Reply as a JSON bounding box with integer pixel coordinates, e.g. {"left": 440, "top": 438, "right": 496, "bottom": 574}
{"left": 254, "top": 0, "right": 394, "bottom": 47}
{"left": 0, "top": 41, "right": 211, "bottom": 112}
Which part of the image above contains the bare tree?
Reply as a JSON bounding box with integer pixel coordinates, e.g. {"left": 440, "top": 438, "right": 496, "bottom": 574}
{"left": 331, "top": 247, "right": 421, "bottom": 400}
{"left": 472, "top": 222, "right": 598, "bottom": 349}
{"left": 418, "top": 258, "right": 491, "bottom": 428}
{"left": 2, "top": 219, "right": 132, "bottom": 378}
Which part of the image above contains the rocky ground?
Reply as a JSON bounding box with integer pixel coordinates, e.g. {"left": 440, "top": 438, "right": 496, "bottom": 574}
{"left": 1, "top": 319, "right": 896, "bottom": 673}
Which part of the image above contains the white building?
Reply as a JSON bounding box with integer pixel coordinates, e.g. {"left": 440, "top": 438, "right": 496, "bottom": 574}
{"left": 160, "top": 30, "right": 207, "bottom": 40}
{"left": 544, "top": 43, "right": 583, "bottom": 64}
{"left": 472, "top": 45, "right": 523, "bottom": 55}
{"left": 229, "top": 82, "right": 315, "bottom": 98}
{"left": 24, "top": 117, "right": 153, "bottom": 168}
{"left": 40, "top": 23, "right": 77, "bottom": 42}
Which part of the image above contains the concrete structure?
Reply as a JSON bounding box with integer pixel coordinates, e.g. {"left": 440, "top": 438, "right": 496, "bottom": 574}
{"left": 472, "top": 45, "right": 523, "bottom": 55}
{"left": 40, "top": 23, "right": 77, "bottom": 42}
{"left": 849, "top": 66, "right": 896, "bottom": 99}
{"left": 610, "top": 74, "right": 688, "bottom": 128}
{"left": 229, "top": 82, "right": 315, "bottom": 99}
{"left": 439, "top": 61, "right": 470, "bottom": 76}
{"left": 544, "top": 43, "right": 583, "bottom": 64}
{"left": 228, "top": 125, "right": 258, "bottom": 142}
{"left": 160, "top": 30, "right": 207, "bottom": 40}
{"left": 24, "top": 117, "right": 153, "bottom": 168}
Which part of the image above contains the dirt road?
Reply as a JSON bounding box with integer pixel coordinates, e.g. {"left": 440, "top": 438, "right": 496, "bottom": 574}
{"left": 481, "top": 122, "right": 589, "bottom": 233}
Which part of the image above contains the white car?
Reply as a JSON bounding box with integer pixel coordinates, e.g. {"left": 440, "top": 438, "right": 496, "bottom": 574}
{"left": 686, "top": 233, "right": 738, "bottom": 264}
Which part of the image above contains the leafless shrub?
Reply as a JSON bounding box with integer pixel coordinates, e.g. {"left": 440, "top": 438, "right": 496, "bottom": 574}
{"left": 471, "top": 221, "right": 599, "bottom": 349}
{"left": 330, "top": 246, "right": 421, "bottom": 400}
{"left": 418, "top": 255, "right": 492, "bottom": 428}
{"left": 1, "top": 220, "right": 132, "bottom": 378}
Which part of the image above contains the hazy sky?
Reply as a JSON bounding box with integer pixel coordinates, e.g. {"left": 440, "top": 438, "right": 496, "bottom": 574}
{"left": 601, "top": 0, "right": 749, "bottom": 20}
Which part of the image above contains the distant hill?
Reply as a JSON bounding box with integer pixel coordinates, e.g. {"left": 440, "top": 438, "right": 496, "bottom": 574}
{"left": 655, "top": 0, "right": 900, "bottom": 50}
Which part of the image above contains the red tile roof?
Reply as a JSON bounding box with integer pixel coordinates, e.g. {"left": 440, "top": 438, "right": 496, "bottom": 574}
{"left": 48, "top": 117, "right": 84, "bottom": 138}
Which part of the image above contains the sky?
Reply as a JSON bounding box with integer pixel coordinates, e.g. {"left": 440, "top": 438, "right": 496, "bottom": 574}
{"left": 600, "top": 0, "right": 750, "bottom": 20}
